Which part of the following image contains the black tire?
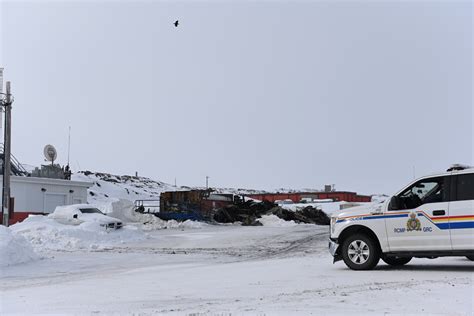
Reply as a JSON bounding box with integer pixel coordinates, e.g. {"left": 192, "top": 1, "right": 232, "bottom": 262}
{"left": 341, "top": 233, "right": 380, "bottom": 270}
{"left": 382, "top": 256, "right": 412, "bottom": 266}
{"left": 466, "top": 256, "right": 474, "bottom": 261}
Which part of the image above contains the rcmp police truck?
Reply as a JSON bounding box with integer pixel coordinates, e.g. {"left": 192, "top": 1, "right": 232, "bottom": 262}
{"left": 329, "top": 164, "right": 474, "bottom": 270}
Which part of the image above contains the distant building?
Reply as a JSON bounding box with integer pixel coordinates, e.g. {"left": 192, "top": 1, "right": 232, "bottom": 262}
{"left": 246, "top": 191, "right": 371, "bottom": 203}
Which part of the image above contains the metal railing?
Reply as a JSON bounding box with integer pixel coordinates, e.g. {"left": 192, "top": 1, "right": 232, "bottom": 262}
{"left": 134, "top": 199, "right": 160, "bottom": 213}
{"left": 0, "top": 143, "right": 28, "bottom": 176}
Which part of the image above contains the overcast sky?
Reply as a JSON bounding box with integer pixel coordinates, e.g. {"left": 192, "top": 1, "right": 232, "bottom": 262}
{"left": 0, "top": 0, "right": 472, "bottom": 195}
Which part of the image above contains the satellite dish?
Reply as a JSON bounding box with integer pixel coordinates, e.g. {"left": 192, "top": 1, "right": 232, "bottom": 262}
{"left": 43, "top": 144, "right": 58, "bottom": 162}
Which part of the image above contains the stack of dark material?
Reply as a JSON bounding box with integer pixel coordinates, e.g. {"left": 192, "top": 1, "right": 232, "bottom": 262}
{"left": 213, "top": 201, "right": 330, "bottom": 226}
{"left": 213, "top": 200, "right": 276, "bottom": 226}
{"left": 271, "top": 206, "right": 330, "bottom": 225}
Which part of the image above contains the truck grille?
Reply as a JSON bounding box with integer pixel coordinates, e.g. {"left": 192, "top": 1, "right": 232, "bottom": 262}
{"left": 104, "top": 222, "right": 123, "bottom": 230}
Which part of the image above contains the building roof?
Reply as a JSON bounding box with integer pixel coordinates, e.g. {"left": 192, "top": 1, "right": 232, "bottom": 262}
{"left": 1, "top": 175, "right": 93, "bottom": 188}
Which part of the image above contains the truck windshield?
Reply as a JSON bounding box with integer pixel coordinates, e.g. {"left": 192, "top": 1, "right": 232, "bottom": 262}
{"left": 79, "top": 208, "right": 104, "bottom": 214}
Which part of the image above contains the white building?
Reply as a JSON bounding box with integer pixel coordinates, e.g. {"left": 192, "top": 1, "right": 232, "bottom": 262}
{"left": 0, "top": 175, "right": 92, "bottom": 224}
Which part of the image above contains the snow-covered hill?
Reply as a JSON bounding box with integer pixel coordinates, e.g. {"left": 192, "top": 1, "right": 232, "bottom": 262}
{"left": 72, "top": 171, "right": 181, "bottom": 204}
{"left": 72, "top": 170, "right": 271, "bottom": 204}
{"left": 70, "top": 170, "right": 381, "bottom": 205}
{"left": 190, "top": 186, "right": 268, "bottom": 195}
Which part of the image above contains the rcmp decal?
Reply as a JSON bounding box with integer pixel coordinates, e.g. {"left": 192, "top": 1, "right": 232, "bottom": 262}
{"left": 406, "top": 212, "right": 422, "bottom": 232}
{"left": 394, "top": 212, "right": 432, "bottom": 233}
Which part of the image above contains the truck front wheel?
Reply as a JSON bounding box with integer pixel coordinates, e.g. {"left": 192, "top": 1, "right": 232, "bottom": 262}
{"left": 341, "top": 233, "right": 380, "bottom": 270}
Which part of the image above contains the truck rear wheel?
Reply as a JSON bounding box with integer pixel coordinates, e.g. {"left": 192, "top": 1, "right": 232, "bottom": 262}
{"left": 341, "top": 233, "right": 380, "bottom": 270}
{"left": 382, "top": 256, "right": 412, "bottom": 266}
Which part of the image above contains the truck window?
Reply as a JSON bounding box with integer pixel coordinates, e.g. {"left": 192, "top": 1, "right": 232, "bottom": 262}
{"left": 454, "top": 174, "right": 474, "bottom": 201}
{"left": 397, "top": 177, "right": 448, "bottom": 209}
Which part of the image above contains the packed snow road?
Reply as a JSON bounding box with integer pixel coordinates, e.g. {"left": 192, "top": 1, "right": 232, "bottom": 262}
{"left": 1, "top": 224, "right": 473, "bottom": 315}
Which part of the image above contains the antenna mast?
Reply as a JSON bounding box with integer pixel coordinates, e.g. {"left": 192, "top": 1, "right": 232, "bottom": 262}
{"left": 67, "top": 126, "right": 71, "bottom": 166}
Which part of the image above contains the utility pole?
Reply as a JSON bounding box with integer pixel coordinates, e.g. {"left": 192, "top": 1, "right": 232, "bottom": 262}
{"left": 0, "top": 68, "right": 3, "bottom": 130}
{"left": 2, "top": 81, "right": 12, "bottom": 226}
{"left": 206, "top": 176, "right": 209, "bottom": 189}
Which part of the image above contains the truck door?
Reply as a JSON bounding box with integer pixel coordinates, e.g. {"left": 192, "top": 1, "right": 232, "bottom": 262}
{"left": 449, "top": 173, "right": 474, "bottom": 250}
{"left": 385, "top": 176, "right": 451, "bottom": 252}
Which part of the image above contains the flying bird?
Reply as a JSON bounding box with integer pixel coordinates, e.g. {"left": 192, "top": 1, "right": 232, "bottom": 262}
{"left": 174, "top": 20, "right": 179, "bottom": 27}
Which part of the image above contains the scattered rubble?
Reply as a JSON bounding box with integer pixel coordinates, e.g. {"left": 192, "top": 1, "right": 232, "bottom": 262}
{"left": 271, "top": 206, "right": 330, "bottom": 225}
{"left": 213, "top": 201, "right": 330, "bottom": 226}
{"left": 213, "top": 200, "right": 275, "bottom": 224}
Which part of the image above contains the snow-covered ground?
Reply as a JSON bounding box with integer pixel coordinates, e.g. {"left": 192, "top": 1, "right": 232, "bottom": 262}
{"left": 1, "top": 171, "right": 471, "bottom": 314}
{"left": 1, "top": 224, "right": 472, "bottom": 315}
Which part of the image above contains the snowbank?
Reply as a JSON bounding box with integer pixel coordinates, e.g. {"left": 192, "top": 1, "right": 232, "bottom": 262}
{"left": 9, "top": 199, "right": 207, "bottom": 254}
{"left": 137, "top": 215, "right": 208, "bottom": 231}
{"left": 93, "top": 198, "right": 207, "bottom": 231}
{"left": 0, "top": 225, "right": 39, "bottom": 267}
{"left": 10, "top": 215, "right": 147, "bottom": 253}
{"left": 257, "top": 215, "right": 299, "bottom": 227}
{"left": 371, "top": 194, "right": 390, "bottom": 203}
{"left": 96, "top": 199, "right": 138, "bottom": 222}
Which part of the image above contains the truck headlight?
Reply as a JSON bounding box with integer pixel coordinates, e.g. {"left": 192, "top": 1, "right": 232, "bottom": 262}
{"left": 330, "top": 216, "right": 337, "bottom": 233}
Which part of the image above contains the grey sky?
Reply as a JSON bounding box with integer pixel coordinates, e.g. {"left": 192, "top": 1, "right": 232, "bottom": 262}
{"left": 0, "top": 0, "right": 472, "bottom": 195}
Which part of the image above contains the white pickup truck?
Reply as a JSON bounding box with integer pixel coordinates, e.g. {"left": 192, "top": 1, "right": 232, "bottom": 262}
{"left": 329, "top": 164, "right": 474, "bottom": 270}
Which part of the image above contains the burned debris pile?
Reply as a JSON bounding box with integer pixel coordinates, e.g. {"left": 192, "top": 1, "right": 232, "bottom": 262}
{"left": 213, "top": 200, "right": 275, "bottom": 226}
{"left": 150, "top": 189, "right": 331, "bottom": 225}
{"left": 213, "top": 200, "right": 330, "bottom": 226}
{"left": 271, "top": 206, "right": 330, "bottom": 225}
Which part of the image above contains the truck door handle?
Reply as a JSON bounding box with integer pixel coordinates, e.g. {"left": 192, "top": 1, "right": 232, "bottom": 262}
{"left": 432, "top": 210, "right": 445, "bottom": 216}
{"left": 370, "top": 210, "right": 383, "bottom": 215}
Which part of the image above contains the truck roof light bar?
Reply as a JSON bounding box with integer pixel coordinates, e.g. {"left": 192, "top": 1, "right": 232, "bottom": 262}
{"left": 447, "top": 164, "right": 472, "bottom": 172}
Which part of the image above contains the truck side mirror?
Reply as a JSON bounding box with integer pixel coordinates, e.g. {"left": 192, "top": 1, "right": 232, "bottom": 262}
{"left": 73, "top": 214, "right": 78, "bottom": 219}
{"left": 388, "top": 196, "right": 401, "bottom": 210}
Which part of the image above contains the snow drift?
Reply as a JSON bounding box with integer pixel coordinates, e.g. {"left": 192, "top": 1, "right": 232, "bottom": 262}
{"left": 94, "top": 198, "right": 208, "bottom": 231}
{"left": 10, "top": 215, "right": 147, "bottom": 253}
{"left": 0, "top": 225, "right": 39, "bottom": 267}
{"left": 257, "top": 215, "right": 299, "bottom": 227}
{"left": 9, "top": 199, "right": 208, "bottom": 254}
